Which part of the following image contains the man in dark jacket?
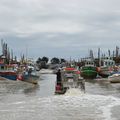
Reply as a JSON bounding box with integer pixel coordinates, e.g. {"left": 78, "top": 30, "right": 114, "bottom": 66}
{"left": 56, "top": 69, "right": 62, "bottom": 85}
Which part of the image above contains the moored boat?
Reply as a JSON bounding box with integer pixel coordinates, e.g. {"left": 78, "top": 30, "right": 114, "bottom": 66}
{"left": 97, "top": 67, "right": 111, "bottom": 78}
{"left": 0, "top": 64, "right": 18, "bottom": 80}
{"left": 17, "top": 73, "right": 39, "bottom": 84}
{"left": 97, "top": 58, "right": 115, "bottom": 78}
{"left": 81, "top": 66, "right": 97, "bottom": 79}
{"left": 17, "top": 66, "right": 39, "bottom": 84}
{"left": 80, "top": 60, "right": 97, "bottom": 79}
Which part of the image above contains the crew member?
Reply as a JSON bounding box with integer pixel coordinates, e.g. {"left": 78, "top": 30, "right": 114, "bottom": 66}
{"left": 56, "top": 69, "right": 62, "bottom": 85}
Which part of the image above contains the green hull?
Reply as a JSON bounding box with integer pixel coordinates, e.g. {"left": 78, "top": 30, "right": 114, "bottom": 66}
{"left": 81, "top": 66, "right": 97, "bottom": 79}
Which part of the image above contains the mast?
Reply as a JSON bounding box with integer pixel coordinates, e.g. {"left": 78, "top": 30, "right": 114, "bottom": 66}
{"left": 116, "top": 46, "right": 119, "bottom": 58}
{"left": 26, "top": 46, "right": 28, "bottom": 63}
{"left": 98, "top": 48, "right": 101, "bottom": 67}
{"left": 1, "top": 39, "right": 3, "bottom": 55}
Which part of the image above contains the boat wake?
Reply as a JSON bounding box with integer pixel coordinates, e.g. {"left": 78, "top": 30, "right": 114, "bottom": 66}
{"left": 65, "top": 88, "right": 85, "bottom": 96}
{"left": 1, "top": 92, "right": 120, "bottom": 120}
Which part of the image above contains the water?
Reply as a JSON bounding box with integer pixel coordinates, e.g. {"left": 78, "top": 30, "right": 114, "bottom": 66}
{"left": 0, "top": 73, "right": 120, "bottom": 120}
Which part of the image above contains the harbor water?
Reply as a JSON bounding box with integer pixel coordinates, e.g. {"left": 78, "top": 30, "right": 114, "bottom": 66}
{"left": 0, "top": 72, "right": 120, "bottom": 120}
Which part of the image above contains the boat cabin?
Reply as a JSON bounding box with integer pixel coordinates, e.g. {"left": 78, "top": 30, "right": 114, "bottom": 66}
{"left": 101, "top": 59, "right": 115, "bottom": 67}
{"left": 84, "top": 61, "right": 95, "bottom": 67}
{"left": 0, "top": 64, "right": 17, "bottom": 72}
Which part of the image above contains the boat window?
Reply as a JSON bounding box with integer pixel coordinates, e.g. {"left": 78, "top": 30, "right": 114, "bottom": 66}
{"left": 8, "top": 67, "right": 14, "bottom": 70}
{"left": 1, "top": 66, "right": 4, "bottom": 70}
{"left": 112, "top": 62, "right": 114, "bottom": 65}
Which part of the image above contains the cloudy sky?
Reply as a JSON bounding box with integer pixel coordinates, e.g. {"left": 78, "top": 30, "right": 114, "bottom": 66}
{"left": 0, "top": 0, "right": 120, "bottom": 60}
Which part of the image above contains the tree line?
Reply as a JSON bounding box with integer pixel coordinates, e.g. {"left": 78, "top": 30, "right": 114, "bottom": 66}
{"left": 36, "top": 57, "right": 66, "bottom": 69}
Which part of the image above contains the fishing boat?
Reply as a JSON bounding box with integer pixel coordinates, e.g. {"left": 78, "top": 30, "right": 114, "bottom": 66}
{"left": 55, "top": 67, "right": 85, "bottom": 94}
{"left": 80, "top": 60, "right": 97, "bottom": 79}
{"left": 17, "top": 66, "right": 39, "bottom": 84}
{"left": 97, "top": 58, "right": 115, "bottom": 78}
{"left": 22, "top": 74, "right": 39, "bottom": 84}
{"left": 0, "top": 64, "right": 18, "bottom": 80}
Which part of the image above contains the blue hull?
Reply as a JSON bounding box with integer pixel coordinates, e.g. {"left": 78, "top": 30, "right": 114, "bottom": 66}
{"left": 22, "top": 74, "right": 39, "bottom": 84}
{"left": 1, "top": 75, "right": 17, "bottom": 80}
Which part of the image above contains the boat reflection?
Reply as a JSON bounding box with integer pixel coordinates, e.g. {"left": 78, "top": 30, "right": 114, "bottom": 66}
{"left": 23, "top": 84, "right": 40, "bottom": 94}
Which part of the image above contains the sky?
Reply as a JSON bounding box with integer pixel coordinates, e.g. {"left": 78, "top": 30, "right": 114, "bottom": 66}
{"left": 0, "top": 0, "right": 120, "bottom": 60}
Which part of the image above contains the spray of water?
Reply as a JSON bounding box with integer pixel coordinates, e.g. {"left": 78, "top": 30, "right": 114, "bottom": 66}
{"left": 65, "top": 88, "right": 85, "bottom": 96}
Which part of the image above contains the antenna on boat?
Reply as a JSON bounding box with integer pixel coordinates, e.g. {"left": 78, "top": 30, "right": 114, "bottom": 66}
{"left": 25, "top": 45, "right": 28, "bottom": 63}
{"left": 1, "top": 39, "right": 3, "bottom": 55}
{"left": 98, "top": 48, "right": 101, "bottom": 67}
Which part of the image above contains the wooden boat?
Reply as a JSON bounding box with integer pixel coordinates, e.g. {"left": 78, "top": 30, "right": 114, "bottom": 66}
{"left": 80, "top": 60, "right": 97, "bottom": 79}
{"left": 98, "top": 67, "right": 111, "bottom": 78}
{"left": 55, "top": 67, "right": 85, "bottom": 94}
{"left": 17, "top": 73, "right": 39, "bottom": 84}
{"left": 97, "top": 58, "right": 115, "bottom": 78}
{"left": 23, "top": 74, "right": 39, "bottom": 84}
{"left": 17, "top": 64, "right": 39, "bottom": 84}
{"left": 17, "top": 68, "right": 39, "bottom": 84}
{"left": 0, "top": 64, "right": 18, "bottom": 80}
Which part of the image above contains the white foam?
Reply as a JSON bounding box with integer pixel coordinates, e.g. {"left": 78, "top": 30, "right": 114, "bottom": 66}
{"left": 2, "top": 93, "right": 120, "bottom": 120}
{"left": 54, "top": 93, "right": 120, "bottom": 120}
{"left": 99, "top": 96, "right": 120, "bottom": 120}
{"left": 13, "top": 101, "right": 26, "bottom": 105}
{"left": 64, "top": 88, "right": 85, "bottom": 96}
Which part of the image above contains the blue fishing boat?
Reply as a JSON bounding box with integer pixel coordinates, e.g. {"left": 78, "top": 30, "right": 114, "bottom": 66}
{"left": 0, "top": 64, "right": 18, "bottom": 80}
{"left": 17, "top": 66, "right": 39, "bottom": 84}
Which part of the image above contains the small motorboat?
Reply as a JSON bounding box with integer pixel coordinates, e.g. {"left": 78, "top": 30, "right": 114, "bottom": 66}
{"left": 55, "top": 67, "right": 85, "bottom": 94}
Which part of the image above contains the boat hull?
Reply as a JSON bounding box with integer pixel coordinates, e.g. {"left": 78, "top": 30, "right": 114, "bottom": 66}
{"left": 108, "top": 74, "right": 120, "bottom": 83}
{"left": 23, "top": 75, "right": 39, "bottom": 84}
{"left": 17, "top": 74, "right": 39, "bottom": 84}
{"left": 97, "top": 67, "right": 111, "bottom": 78}
{"left": 0, "top": 72, "right": 17, "bottom": 80}
{"left": 98, "top": 72, "right": 110, "bottom": 78}
{"left": 81, "top": 66, "right": 97, "bottom": 79}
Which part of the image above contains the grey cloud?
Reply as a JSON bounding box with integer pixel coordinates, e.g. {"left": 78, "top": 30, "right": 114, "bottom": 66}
{"left": 0, "top": 0, "right": 120, "bottom": 59}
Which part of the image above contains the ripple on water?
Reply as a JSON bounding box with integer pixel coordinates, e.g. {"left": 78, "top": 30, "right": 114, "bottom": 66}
{"left": 0, "top": 88, "right": 120, "bottom": 120}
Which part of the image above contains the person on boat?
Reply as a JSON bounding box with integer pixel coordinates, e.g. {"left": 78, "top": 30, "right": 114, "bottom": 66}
{"left": 28, "top": 68, "right": 32, "bottom": 75}
{"left": 56, "top": 69, "right": 62, "bottom": 85}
